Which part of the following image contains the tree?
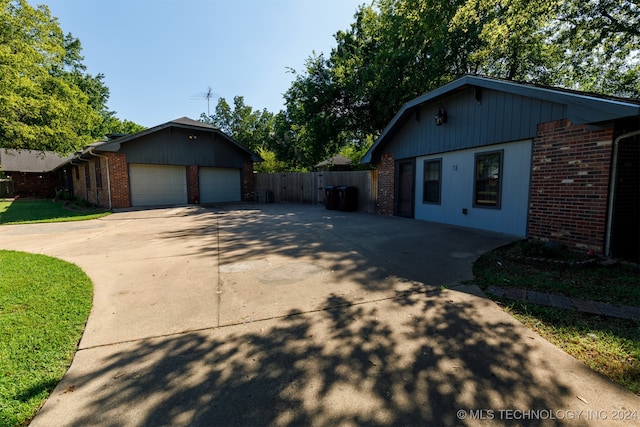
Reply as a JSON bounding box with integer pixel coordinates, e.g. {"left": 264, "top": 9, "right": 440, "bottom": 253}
{"left": 0, "top": 0, "right": 101, "bottom": 153}
{"left": 282, "top": 0, "right": 476, "bottom": 166}
{"left": 201, "top": 96, "right": 276, "bottom": 154}
{"left": 281, "top": 54, "right": 353, "bottom": 168}
{"left": 0, "top": 0, "right": 145, "bottom": 154}
{"left": 553, "top": 0, "right": 640, "bottom": 97}
{"left": 281, "top": 0, "right": 639, "bottom": 168}
{"left": 450, "top": 0, "right": 562, "bottom": 82}
{"left": 254, "top": 147, "right": 288, "bottom": 173}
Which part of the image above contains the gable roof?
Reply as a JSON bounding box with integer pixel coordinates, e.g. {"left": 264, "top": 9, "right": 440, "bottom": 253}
{"left": 362, "top": 75, "right": 640, "bottom": 163}
{"left": 82, "top": 117, "right": 261, "bottom": 162}
{"left": 0, "top": 149, "right": 72, "bottom": 173}
{"left": 315, "top": 155, "right": 352, "bottom": 168}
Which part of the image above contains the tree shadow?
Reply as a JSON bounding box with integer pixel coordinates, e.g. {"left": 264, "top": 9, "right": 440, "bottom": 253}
{"left": 159, "top": 204, "right": 516, "bottom": 290}
{"left": 39, "top": 289, "right": 574, "bottom": 426}
{"left": 33, "top": 203, "right": 573, "bottom": 426}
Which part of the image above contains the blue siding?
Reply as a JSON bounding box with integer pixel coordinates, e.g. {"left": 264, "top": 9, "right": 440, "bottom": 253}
{"left": 415, "top": 140, "right": 533, "bottom": 236}
{"left": 385, "top": 87, "right": 565, "bottom": 160}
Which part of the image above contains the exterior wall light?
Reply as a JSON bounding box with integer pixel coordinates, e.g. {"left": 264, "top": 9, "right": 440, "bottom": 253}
{"left": 188, "top": 134, "right": 197, "bottom": 140}
{"left": 435, "top": 105, "right": 447, "bottom": 126}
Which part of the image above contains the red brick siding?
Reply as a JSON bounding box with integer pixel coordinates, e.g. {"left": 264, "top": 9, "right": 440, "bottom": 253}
{"left": 107, "top": 153, "right": 130, "bottom": 208}
{"left": 187, "top": 165, "right": 199, "bottom": 204}
{"left": 528, "top": 119, "right": 615, "bottom": 253}
{"left": 71, "top": 162, "right": 89, "bottom": 201}
{"left": 242, "top": 161, "right": 255, "bottom": 201}
{"left": 90, "top": 157, "right": 110, "bottom": 207}
{"left": 376, "top": 153, "right": 395, "bottom": 216}
{"left": 7, "top": 171, "right": 59, "bottom": 198}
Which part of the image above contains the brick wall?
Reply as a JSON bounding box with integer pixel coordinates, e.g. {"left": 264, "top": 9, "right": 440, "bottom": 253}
{"left": 93, "top": 157, "right": 110, "bottom": 207}
{"left": 242, "top": 161, "right": 256, "bottom": 201}
{"left": 70, "top": 157, "right": 110, "bottom": 206}
{"left": 528, "top": 119, "right": 615, "bottom": 253}
{"left": 187, "top": 165, "right": 199, "bottom": 204}
{"left": 71, "top": 162, "right": 88, "bottom": 201}
{"left": 8, "top": 171, "right": 59, "bottom": 198}
{"left": 376, "top": 153, "right": 395, "bottom": 215}
{"left": 107, "top": 153, "right": 130, "bottom": 208}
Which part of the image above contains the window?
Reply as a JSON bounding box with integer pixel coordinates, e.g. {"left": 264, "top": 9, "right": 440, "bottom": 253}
{"left": 474, "top": 150, "right": 502, "bottom": 208}
{"left": 423, "top": 159, "right": 441, "bottom": 204}
{"left": 95, "top": 160, "right": 103, "bottom": 188}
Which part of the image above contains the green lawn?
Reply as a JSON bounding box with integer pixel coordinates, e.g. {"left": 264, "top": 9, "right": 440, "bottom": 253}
{"left": 0, "top": 199, "right": 110, "bottom": 225}
{"left": 0, "top": 250, "right": 93, "bottom": 427}
{"left": 474, "top": 239, "right": 640, "bottom": 395}
{"left": 504, "top": 301, "right": 640, "bottom": 395}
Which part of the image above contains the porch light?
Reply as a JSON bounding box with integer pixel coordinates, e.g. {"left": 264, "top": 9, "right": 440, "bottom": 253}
{"left": 435, "top": 105, "right": 447, "bottom": 126}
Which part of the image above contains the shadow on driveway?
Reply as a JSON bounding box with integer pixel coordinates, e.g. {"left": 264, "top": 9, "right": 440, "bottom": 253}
{"left": 27, "top": 204, "right": 636, "bottom": 426}
{"left": 40, "top": 289, "right": 572, "bottom": 426}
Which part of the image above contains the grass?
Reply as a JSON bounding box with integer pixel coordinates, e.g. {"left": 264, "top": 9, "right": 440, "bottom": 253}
{"left": 0, "top": 199, "right": 110, "bottom": 225}
{"left": 474, "top": 240, "right": 640, "bottom": 306}
{"left": 502, "top": 301, "right": 640, "bottom": 395}
{"left": 0, "top": 250, "right": 93, "bottom": 427}
{"left": 474, "top": 239, "right": 640, "bottom": 395}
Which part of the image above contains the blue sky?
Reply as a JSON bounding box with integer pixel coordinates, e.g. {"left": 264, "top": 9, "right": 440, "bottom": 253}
{"left": 44, "top": 0, "right": 364, "bottom": 127}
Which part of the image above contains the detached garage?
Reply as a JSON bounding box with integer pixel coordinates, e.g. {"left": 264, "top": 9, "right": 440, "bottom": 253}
{"left": 64, "top": 117, "right": 261, "bottom": 208}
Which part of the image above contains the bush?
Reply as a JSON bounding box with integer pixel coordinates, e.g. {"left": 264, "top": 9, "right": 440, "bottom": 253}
{"left": 55, "top": 189, "right": 75, "bottom": 201}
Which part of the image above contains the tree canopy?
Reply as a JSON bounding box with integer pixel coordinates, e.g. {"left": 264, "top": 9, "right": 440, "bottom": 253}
{"left": 0, "top": 0, "right": 144, "bottom": 154}
{"left": 269, "top": 0, "right": 639, "bottom": 169}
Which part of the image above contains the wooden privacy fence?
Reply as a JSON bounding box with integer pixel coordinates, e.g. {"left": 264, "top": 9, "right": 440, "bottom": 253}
{"left": 255, "top": 170, "right": 378, "bottom": 213}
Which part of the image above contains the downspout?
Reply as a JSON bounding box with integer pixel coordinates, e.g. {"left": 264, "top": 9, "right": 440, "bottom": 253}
{"left": 88, "top": 149, "right": 112, "bottom": 210}
{"left": 605, "top": 129, "right": 640, "bottom": 257}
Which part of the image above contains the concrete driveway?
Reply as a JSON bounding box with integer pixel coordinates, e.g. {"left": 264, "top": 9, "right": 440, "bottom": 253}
{"left": 1, "top": 204, "right": 637, "bottom": 426}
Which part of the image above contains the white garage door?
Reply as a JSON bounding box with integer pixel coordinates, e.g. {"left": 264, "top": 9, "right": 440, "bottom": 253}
{"left": 199, "top": 167, "right": 241, "bottom": 203}
{"left": 129, "top": 164, "right": 187, "bottom": 206}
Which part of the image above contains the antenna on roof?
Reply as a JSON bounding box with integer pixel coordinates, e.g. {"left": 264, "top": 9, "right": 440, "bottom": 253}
{"left": 204, "top": 86, "right": 214, "bottom": 116}
{"left": 190, "top": 86, "right": 219, "bottom": 117}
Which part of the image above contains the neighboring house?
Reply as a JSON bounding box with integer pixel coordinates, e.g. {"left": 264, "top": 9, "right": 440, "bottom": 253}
{"left": 61, "top": 117, "right": 261, "bottom": 208}
{"left": 362, "top": 75, "right": 640, "bottom": 261}
{"left": 0, "top": 149, "right": 72, "bottom": 197}
{"left": 315, "top": 155, "right": 352, "bottom": 171}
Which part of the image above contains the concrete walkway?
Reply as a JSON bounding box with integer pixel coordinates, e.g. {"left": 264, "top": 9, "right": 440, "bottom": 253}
{"left": 1, "top": 204, "right": 638, "bottom": 426}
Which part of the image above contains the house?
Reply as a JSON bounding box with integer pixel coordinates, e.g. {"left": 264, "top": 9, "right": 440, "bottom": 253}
{"left": 315, "top": 155, "right": 352, "bottom": 171}
{"left": 0, "top": 149, "right": 72, "bottom": 197}
{"left": 362, "top": 75, "right": 640, "bottom": 261}
{"left": 62, "top": 117, "right": 261, "bottom": 208}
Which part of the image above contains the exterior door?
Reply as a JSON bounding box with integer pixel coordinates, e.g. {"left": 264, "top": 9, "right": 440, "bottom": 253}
{"left": 396, "top": 160, "right": 415, "bottom": 218}
{"left": 610, "top": 136, "right": 640, "bottom": 262}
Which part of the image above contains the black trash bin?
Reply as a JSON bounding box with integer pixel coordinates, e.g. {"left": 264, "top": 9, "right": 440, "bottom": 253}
{"left": 325, "top": 186, "right": 338, "bottom": 210}
{"left": 337, "top": 186, "right": 358, "bottom": 212}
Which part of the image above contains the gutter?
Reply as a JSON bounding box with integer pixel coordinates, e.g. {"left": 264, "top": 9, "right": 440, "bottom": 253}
{"left": 605, "top": 129, "right": 640, "bottom": 257}
{"left": 87, "top": 149, "right": 112, "bottom": 210}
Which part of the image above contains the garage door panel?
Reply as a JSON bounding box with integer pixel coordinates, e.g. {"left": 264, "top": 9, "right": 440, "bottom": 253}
{"left": 130, "top": 164, "right": 187, "bottom": 206}
{"left": 199, "top": 167, "right": 241, "bottom": 203}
